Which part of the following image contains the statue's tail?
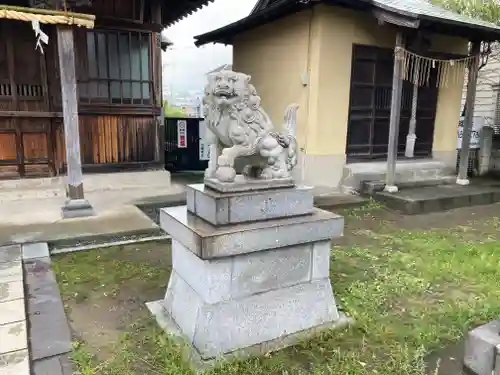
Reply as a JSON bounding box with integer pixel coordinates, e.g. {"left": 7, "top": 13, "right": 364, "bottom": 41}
{"left": 283, "top": 104, "right": 299, "bottom": 171}
{"left": 283, "top": 103, "right": 299, "bottom": 138}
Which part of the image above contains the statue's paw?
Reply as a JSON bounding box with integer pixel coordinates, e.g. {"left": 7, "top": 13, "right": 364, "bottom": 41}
{"left": 215, "top": 166, "right": 236, "bottom": 182}
{"left": 260, "top": 168, "right": 275, "bottom": 180}
{"left": 242, "top": 165, "right": 253, "bottom": 177}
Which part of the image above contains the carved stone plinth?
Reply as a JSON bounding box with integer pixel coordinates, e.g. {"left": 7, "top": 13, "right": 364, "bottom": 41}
{"left": 204, "top": 175, "right": 295, "bottom": 193}
{"left": 186, "top": 183, "right": 313, "bottom": 226}
{"left": 146, "top": 183, "right": 349, "bottom": 369}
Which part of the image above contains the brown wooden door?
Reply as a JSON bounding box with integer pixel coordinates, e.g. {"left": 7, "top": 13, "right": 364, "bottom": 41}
{"left": 346, "top": 44, "right": 438, "bottom": 161}
{"left": 0, "top": 21, "right": 55, "bottom": 179}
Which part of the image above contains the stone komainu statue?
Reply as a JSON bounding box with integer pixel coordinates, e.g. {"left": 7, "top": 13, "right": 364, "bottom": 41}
{"left": 203, "top": 70, "right": 299, "bottom": 183}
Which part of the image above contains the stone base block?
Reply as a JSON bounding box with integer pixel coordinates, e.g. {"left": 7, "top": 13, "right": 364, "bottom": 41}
{"left": 61, "top": 199, "right": 94, "bottom": 219}
{"left": 204, "top": 175, "right": 295, "bottom": 193}
{"left": 146, "top": 237, "right": 347, "bottom": 364}
{"left": 464, "top": 320, "right": 500, "bottom": 375}
{"left": 186, "top": 184, "right": 314, "bottom": 225}
{"left": 170, "top": 238, "right": 331, "bottom": 304}
{"left": 149, "top": 272, "right": 342, "bottom": 361}
{"left": 146, "top": 301, "right": 351, "bottom": 372}
{"left": 160, "top": 206, "right": 344, "bottom": 259}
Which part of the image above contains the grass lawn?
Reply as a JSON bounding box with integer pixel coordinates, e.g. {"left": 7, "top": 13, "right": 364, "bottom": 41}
{"left": 53, "top": 202, "right": 500, "bottom": 375}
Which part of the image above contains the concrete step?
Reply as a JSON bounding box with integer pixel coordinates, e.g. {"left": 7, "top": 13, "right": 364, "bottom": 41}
{"left": 361, "top": 176, "right": 457, "bottom": 196}
{"left": 341, "top": 159, "right": 456, "bottom": 193}
{"left": 0, "top": 170, "right": 171, "bottom": 192}
{"left": 373, "top": 183, "right": 500, "bottom": 215}
{"left": 0, "top": 170, "right": 173, "bottom": 201}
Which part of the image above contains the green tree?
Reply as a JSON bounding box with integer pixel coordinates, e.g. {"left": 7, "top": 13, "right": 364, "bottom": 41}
{"left": 431, "top": 0, "right": 500, "bottom": 24}
{"left": 163, "top": 100, "right": 186, "bottom": 118}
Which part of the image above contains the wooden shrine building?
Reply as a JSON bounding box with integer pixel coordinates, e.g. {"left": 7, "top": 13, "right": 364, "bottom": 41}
{"left": 0, "top": 0, "right": 210, "bottom": 180}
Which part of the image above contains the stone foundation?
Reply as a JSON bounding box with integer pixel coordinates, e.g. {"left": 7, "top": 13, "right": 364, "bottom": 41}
{"left": 147, "top": 182, "right": 347, "bottom": 365}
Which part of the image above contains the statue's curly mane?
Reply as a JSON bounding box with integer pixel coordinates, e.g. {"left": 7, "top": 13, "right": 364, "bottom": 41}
{"left": 204, "top": 72, "right": 272, "bottom": 137}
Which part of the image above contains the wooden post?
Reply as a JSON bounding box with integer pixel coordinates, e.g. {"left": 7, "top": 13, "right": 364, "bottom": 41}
{"left": 457, "top": 41, "right": 481, "bottom": 185}
{"left": 405, "top": 59, "right": 420, "bottom": 158}
{"left": 57, "top": 25, "right": 94, "bottom": 218}
{"left": 151, "top": 0, "right": 164, "bottom": 166}
{"left": 384, "top": 31, "right": 404, "bottom": 193}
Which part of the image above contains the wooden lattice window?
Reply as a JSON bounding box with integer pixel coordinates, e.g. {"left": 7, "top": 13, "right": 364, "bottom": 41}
{"left": 0, "top": 21, "right": 45, "bottom": 101}
{"left": 76, "top": 29, "right": 152, "bottom": 105}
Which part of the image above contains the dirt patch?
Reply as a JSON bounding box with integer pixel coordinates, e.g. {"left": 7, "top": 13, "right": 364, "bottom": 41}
{"left": 54, "top": 242, "right": 171, "bottom": 363}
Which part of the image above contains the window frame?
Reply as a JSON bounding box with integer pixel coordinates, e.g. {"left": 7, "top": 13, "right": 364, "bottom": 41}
{"left": 75, "top": 27, "right": 154, "bottom": 108}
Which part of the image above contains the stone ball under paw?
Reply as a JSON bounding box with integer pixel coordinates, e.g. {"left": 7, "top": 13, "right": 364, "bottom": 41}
{"left": 215, "top": 166, "right": 236, "bottom": 182}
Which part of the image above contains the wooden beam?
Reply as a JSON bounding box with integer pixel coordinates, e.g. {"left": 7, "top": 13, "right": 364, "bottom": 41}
{"left": 152, "top": 0, "right": 164, "bottom": 165}
{"left": 57, "top": 25, "right": 94, "bottom": 218}
{"left": 384, "top": 31, "right": 405, "bottom": 193}
{"left": 0, "top": 111, "right": 63, "bottom": 118}
{"left": 95, "top": 18, "right": 163, "bottom": 32}
{"left": 457, "top": 41, "right": 481, "bottom": 185}
{"left": 373, "top": 9, "right": 420, "bottom": 28}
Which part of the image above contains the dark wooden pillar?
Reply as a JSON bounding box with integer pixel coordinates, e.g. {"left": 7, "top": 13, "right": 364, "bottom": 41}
{"left": 457, "top": 41, "right": 481, "bottom": 185}
{"left": 57, "top": 25, "right": 94, "bottom": 218}
{"left": 152, "top": 0, "right": 165, "bottom": 166}
{"left": 384, "top": 31, "right": 404, "bottom": 193}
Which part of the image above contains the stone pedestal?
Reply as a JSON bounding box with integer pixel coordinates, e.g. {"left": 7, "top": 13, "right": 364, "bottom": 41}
{"left": 146, "top": 181, "right": 348, "bottom": 367}
{"left": 464, "top": 320, "right": 500, "bottom": 375}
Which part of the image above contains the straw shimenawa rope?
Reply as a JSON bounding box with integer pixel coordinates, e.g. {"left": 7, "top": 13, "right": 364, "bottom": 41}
{"left": 0, "top": 4, "right": 95, "bottom": 28}
{"left": 395, "top": 46, "right": 478, "bottom": 88}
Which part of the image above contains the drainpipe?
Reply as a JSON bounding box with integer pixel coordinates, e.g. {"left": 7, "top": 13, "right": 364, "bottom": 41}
{"left": 300, "top": 7, "right": 314, "bottom": 184}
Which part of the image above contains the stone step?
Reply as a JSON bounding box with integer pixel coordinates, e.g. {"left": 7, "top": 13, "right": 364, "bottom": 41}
{"left": 361, "top": 176, "right": 457, "bottom": 196}
{"left": 373, "top": 183, "right": 500, "bottom": 215}
{"left": 341, "top": 159, "right": 455, "bottom": 193}
{"left": 0, "top": 170, "right": 171, "bottom": 194}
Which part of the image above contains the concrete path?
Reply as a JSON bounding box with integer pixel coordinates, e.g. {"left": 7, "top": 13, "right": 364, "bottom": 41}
{"left": 0, "top": 170, "right": 186, "bottom": 245}
{"left": 0, "top": 245, "right": 29, "bottom": 375}
{"left": 0, "top": 243, "right": 73, "bottom": 375}
{"left": 0, "top": 170, "right": 366, "bottom": 246}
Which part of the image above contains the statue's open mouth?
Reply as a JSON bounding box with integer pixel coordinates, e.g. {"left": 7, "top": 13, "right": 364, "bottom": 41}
{"left": 213, "top": 88, "right": 235, "bottom": 100}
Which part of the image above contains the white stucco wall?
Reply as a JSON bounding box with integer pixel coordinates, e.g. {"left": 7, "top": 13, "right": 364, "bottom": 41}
{"left": 462, "top": 43, "right": 500, "bottom": 128}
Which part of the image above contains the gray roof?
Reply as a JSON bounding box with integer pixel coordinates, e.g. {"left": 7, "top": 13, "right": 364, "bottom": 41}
{"left": 372, "top": 0, "right": 500, "bottom": 31}
{"left": 195, "top": 0, "right": 500, "bottom": 47}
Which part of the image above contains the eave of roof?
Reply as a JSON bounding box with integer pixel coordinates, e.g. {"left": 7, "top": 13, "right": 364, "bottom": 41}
{"left": 162, "top": 0, "right": 214, "bottom": 27}
{"left": 194, "top": 0, "right": 500, "bottom": 46}
{"left": 370, "top": 0, "right": 500, "bottom": 39}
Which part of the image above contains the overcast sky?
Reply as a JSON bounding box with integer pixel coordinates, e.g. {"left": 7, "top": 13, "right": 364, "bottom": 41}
{"left": 162, "top": 0, "right": 256, "bottom": 95}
